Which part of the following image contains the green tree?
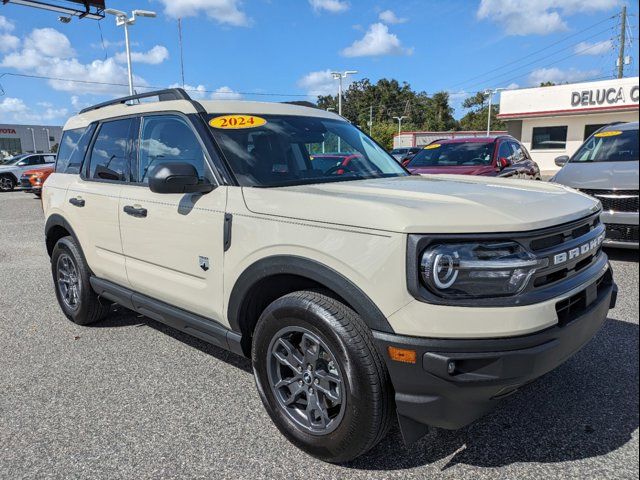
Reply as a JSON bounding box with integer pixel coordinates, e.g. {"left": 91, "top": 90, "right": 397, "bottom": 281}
{"left": 459, "top": 91, "right": 505, "bottom": 131}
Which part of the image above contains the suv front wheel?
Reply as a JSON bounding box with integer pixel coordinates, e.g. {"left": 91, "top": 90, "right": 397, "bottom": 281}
{"left": 252, "top": 290, "right": 393, "bottom": 463}
{"left": 51, "top": 236, "right": 111, "bottom": 325}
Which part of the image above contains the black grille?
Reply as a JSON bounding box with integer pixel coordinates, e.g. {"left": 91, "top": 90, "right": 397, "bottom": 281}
{"left": 555, "top": 270, "right": 612, "bottom": 326}
{"left": 605, "top": 223, "right": 639, "bottom": 243}
{"left": 580, "top": 189, "right": 639, "bottom": 213}
{"left": 19, "top": 177, "right": 31, "bottom": 188}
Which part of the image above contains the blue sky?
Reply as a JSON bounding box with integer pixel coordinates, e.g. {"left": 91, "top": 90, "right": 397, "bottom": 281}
{"left": 0, "top": 0, "right": 638, "bottom": 125}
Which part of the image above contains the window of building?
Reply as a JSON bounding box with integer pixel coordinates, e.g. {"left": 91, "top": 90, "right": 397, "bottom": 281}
{"left": 0, "top": 138, "right": 22, "bottom": 157}
{"left": 88, "top": 119, "right": 135, "bottom": 182}
{"left": 531, "top": 126, "right": 568, "bottom": 150}
{"left": 583, "top": 124, "right": 608, "bottom": 140}
{"left": 136, "top": 115, "right": 207, "bottom": 184}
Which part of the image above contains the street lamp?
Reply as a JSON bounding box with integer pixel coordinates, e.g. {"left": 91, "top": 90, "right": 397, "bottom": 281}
{"left": 393, "top": 116, "right": 407, "bottom": 134}
{"left": 26, "top": 127, "right": 36, "bottom": 153}
{"left": 331, "top": 71, "right": 357, "bottom": 152}
{"left": 331, "top": 70, "right": 358, "bottom": 117}
{"left": 42, "top": 128, "right": 51, "bottom": 152}
{"left": 105, "top": 8, "right": 157, "bottom": 96}
{"left": 484, "top": 88, "right": 506, "bottom": 136}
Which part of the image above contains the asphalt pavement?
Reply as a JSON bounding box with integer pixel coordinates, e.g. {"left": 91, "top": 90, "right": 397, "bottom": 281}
{"left": 1, "top": 190, "right": 638, "bottom": 479}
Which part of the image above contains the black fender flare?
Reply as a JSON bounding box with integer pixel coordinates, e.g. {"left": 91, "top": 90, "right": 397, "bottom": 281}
{"left": 227, "top": 255, "right": 394, "bottom": 334}
{"left": 44, "top": 214, "right": 83, "bottom": 259}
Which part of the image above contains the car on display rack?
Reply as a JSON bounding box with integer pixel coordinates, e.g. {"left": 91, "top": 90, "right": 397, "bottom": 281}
{"left": 0, "top": 153, "right": 56, "bottom": 192}
{"left": 551, "top": 122, "right": 639, "bottom": 249}
{"left": 405, "top": 136, "right": 541, "bottom": 179}
{"left": 43, "top": 88, "right": 616, "bottom": 463}
{"left": 20, "top": 164, "right": 55, "bottom": 198}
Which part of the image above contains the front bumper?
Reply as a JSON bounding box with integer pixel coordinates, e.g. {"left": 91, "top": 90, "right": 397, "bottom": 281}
{"left": 601, "top": 211, "right": 638, "bottom": 249}
{"left": 373, "top": 268, "right": 616, "bottom": 443}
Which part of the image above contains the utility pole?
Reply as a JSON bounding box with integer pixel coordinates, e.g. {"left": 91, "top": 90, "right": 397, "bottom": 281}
{"left": 484, "top": 88, "right": 506, "bottom": 136}
{"left": 178, "top": 18, "right": 185, "bottom": 88}
{"left": 617, "top": 5, "right": 627, "bottom": 79}
{"left": 368, "top": 105, "right": 373, "bottom": 136}
{"left": 393, "top": 116, "right": 407, "bottom": 134}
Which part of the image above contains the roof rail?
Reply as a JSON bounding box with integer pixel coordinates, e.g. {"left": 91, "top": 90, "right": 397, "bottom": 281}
{"left": 79, "top": 88, "right": 205, "bottom": 114}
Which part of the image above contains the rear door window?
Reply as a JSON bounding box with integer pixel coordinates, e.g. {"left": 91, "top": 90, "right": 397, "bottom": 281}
{"left": 87, "top": 119, "right": 136, "bottom": 182}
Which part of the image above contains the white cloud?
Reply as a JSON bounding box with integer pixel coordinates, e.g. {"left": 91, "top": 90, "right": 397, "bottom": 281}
{"left": 158, "top": 0, "right": 251, "bottom": 26}
{"left": 211, "top": 86, "right": 242, "bottom": 100}
{"left": 341, "top": 23, "right": 412, "bottom": 57}
{"left": 0, "top": 33, "right": 19, "bottom": 52}
{"left": 0, "top": 16, "right": 14, "bottom": 32}
{"left": 297, "top": 69, "right": 343, "bottom": 96}
{"left": 477, "top": 0, "right": 620, "bottom": 36}
{"left": 378, "top": 10, "right": 407, "bottom": 25}
{"left": 116, "top": 45, "right": 169, "bottom": 65}
{"left": 309, "top": 0, "right": 349, "bottom": 13}
{"left": 528, "top": 67, "right": 600, "bottom": 85}
{"left": 0, "top": 97, "right": 67, "bottom": 124}
{"left": 574, "top": 39, "right": 613, "bottom": 56}
{"left": 169, "top": 83, "right": 208, "bottom": 99}
{"left": 1, "top": 28, "right": 146, "bottom": 95}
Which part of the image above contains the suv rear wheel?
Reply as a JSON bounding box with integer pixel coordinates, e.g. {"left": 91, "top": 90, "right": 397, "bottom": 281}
{"left": 51, "top": 236, "right": 111, "bottom": 325}
{"left": 252, "top": 290, "right": 393, "bottom": 463}
{"left": 0, "top": 175, "right": 15, "bottom": 192}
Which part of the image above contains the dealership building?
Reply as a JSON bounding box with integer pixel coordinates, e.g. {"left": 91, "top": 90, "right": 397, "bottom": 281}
{"left": 498, "top": 76, "right": 639, "bottom": 174}
{"left": 0, "top": 124, "right": 63, "bottom": 159}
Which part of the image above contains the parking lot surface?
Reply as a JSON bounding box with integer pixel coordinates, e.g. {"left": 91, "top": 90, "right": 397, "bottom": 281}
{"left": 1, "top": 190, "right": 638, "bottom": 480}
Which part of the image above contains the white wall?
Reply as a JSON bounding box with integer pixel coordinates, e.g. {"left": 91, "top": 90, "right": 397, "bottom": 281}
{"left": 521, "top": 110, "right": 639, "bottom": 173}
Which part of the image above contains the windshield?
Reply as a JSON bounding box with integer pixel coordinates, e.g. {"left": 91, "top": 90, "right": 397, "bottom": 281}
{"left": 571, "top": 129, "right": 639, "bottom": 163}
{"left": 1, "top": 154, "right": 28, "bottom": 166}
{"left": 407, "top": 142, "right": 495, "bottom": 168}
{"left": 208, "top": 114, "right": 407, "bottom": 187}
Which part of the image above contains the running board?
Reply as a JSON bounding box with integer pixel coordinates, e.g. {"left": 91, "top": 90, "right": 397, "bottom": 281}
{"left": 90, "top": 277, "right": 244, "bottom": 357}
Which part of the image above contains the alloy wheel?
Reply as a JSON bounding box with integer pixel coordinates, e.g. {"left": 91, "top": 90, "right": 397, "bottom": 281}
{"left": 57, "top": 253, "right": 81, "bottom": 310}
{"left": 267, "top": 326, "right": 345, "bottom": 435}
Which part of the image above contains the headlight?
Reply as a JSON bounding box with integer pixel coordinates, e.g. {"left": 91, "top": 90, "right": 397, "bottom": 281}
{"left": 420, "top": 242, "right": 547, "bottom": 299}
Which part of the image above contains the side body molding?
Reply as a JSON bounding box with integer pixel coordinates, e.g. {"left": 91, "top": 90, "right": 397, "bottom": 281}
{"left": 227, "top": 255, "right": 394, "bottom": 334}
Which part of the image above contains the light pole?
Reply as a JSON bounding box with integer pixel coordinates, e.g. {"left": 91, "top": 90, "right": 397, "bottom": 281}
{"left": 331, "top": 70, "right": 357, "bottom": 153}
{"left": 105, "top": 8, "right": 157, "bottom": 96}
{"left": 323, "top": 108, "right": 336, "bottom": 153}
{"left": 393, "top": 116, "right": 407, "bottom": 134}
{"left": 42, "top": 128, "right": 51, "bottom": 152}
{"left": 26, "top": 127, "right": 36, "bottom": 153}
{"left": 484, "top": 88, "right": 506, "bottom": 136}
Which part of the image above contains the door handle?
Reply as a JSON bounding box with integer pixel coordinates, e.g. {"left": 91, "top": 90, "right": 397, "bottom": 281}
{"left": 69, "top": 197, "right": 85, "bottom": 207}
{"left": 123, "top": 205, "right": 148, "bottom": 218}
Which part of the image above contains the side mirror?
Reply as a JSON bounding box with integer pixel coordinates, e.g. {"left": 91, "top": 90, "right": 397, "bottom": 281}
{"left": 17, "top": 161, "right": 27, "bottom": 166}
{"left": 148, "top": 162, "right": 215, "bottom": 194}
{"left": 498, "top": 157, "right": 510, "bottom": 169}
{"left": 555, "top": 155, "right": 570, "bottom": 167}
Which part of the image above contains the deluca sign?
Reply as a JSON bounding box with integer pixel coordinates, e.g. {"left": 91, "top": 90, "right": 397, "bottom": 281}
{"left": 571, "top": 85, "right": 640, "bottom": 107}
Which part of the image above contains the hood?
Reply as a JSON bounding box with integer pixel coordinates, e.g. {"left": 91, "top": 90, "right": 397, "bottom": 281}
{"left": 408, "top": 165, "right": 495, "bottom": 176}
{"left": 551, "top": 161, "right": 639, "bottom": 190}
{"left": 242, "top": 175, "right": 600, "bottom": 234}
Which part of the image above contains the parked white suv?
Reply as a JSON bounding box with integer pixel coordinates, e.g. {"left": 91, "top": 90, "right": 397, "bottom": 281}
{"left": 0, "top": 153, "right": 56, "bottom": 191}
{"left": 43, "top": 89, "right": 616, "bottom": 462}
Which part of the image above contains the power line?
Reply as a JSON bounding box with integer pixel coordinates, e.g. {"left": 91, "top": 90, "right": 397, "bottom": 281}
{"left": 0, "top": 72, "right": 317, "bottom": 98}
{"left": 447, "top": 15, "right": 618, "bottom": 90}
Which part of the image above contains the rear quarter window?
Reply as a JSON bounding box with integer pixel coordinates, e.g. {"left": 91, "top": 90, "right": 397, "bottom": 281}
{"left": 56, "top": 125, "right": 96, "bottom": 174}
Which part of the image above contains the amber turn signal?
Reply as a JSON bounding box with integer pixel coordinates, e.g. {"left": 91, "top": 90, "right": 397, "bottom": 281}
{"left": 387, "top": 346, "right": 417, "bottom": 364}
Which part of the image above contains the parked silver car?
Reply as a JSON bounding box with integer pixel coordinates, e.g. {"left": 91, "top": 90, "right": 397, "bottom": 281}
{"left": 551, "top": 122, "right": 639, "bottom": 249}
{"left": 0, "top": 153, "right": 56, "bottom": 192}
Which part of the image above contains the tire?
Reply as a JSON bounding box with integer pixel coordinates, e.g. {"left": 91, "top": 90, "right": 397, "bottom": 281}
{"left": 0, "top": 175, "right": 15, "bottom": 192}
{"left": 252, "top": 290, "right": 393, "bottom": 463}
{"left": 51, "top": 236, "right": 111, "bottom": 325}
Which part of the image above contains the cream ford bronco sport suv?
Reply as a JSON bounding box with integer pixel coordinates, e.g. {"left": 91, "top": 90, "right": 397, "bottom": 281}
{"left": 43, "top": 89, "right": 617, "bottom": 463}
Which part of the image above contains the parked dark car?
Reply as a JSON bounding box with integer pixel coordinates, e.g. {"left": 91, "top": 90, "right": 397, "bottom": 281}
{"left": 405, "top": 136, "right": 541, "bottom": 179}
{"left": 390, "top": 147, "right": 421, "bottom": 163}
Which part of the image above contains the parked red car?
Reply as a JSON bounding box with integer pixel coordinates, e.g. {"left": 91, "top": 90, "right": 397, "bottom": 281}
{"left": 405, "top": 136, "right": 541, "bottom": 179}
{"left": 19, "top": 165, "right": 54, "bottom": 197}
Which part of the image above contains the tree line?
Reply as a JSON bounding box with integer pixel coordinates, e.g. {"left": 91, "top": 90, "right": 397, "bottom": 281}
{"left": 311, "top": 78, "right": 506, "bottom": 149}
